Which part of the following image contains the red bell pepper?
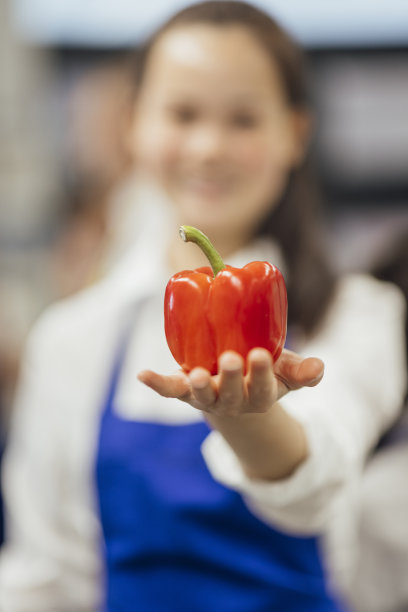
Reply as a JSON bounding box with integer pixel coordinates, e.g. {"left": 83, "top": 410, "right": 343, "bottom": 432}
{"left": 164, "top": 226, "right": 287, "bottom": 375}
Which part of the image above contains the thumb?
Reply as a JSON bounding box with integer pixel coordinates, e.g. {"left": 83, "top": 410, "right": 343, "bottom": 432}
{"left": 274, "top": 349, "right": 324, "bottom": 393}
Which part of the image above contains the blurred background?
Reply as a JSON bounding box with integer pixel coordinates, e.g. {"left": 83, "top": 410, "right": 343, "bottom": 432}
{"left": 1, "top": 0, "right": 408, "bottom": 460}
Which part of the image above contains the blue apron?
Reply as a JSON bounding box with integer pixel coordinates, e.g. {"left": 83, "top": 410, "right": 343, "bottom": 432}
{"left": 95, "top": 311, "right": 346, "bottom": 611}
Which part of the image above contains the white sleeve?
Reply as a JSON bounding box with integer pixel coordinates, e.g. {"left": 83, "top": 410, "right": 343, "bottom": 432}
{"left": 202, "top": 275, "right": 407, "bottom": 534}
{"left": 0, "top": 313, "right": 101, "bottom": 612}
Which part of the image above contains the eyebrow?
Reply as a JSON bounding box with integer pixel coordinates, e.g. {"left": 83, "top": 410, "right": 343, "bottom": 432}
{"left": 163, "top": 94, "right": 265, "bottom": 107}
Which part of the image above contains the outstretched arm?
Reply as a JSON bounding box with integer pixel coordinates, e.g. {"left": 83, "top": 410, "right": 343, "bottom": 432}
{"left": 138, "top": 348, "right": 324, "bottom": 481}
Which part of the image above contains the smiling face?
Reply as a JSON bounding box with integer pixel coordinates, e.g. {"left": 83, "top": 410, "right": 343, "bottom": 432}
{"left": 132, "top": 24, "right": 308, "bottom": 249}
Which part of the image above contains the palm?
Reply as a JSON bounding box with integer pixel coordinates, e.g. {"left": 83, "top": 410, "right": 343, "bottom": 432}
{"left": 138, "top": 348, "right": 324, "bottom": 417}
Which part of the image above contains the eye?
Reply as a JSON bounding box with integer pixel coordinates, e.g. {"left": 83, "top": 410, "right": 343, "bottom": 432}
{"left": 230, "top": 113, "right": 258, "bottom": 129}
{"left": 168, "top": 105, "right": 198, "bottom": 124}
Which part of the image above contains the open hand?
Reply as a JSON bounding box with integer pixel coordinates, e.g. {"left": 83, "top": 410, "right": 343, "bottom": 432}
{"left": 138, "top": 348, "right": 324, "bottom": 417}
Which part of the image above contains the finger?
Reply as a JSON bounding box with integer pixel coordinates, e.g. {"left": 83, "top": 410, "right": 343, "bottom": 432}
{"left": 274, "top": 349, "right": 324, "bottom": 397}
{"left": 137, "top": 369, "right": 192, "bottom": 400}
{"left": 246, "top": 348, "right": 277, "bottom": 411}
{"left": 189, "top": 367, "right": 217, "bottom": 407}
{"left": 296, "top": 357, "right": 325, "bottom": 386}
{"left": 217, "top": 351, "right": 245, "bottom": 415}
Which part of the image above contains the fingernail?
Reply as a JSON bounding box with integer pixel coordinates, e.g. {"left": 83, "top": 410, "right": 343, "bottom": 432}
{"left": 190, "top": 369, "right": 208, "bottom": 388}
{"left": 310, "top": 373, "right": 324, "bottom": 385}
{"left": 219, "top": 352, "right": 242, "bottom": 371}
{"left": 249, "top": 348, "right": 271, "bottom": 363}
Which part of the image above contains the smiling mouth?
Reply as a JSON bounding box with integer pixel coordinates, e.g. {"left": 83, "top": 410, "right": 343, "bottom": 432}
{"left": 183, "top": 176, "right": 233, "bottom": 198}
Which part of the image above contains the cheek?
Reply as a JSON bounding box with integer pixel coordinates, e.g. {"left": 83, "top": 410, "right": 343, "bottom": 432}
{"left": 156, "top": 135, "right": 181, "bottom": 176}
{"left": 246, "top": 124, "right": 297, "bottom": 184}
{"left": 133, "top": 116, "right": 180, "bottom": 176}
{"left": 234, "top": 135, "right": 294, "bottom": 218}
{"left": 236, "top": 139, "right": 286, "bottom": 186}
{"left": 246, "top": 126, "right": 293, "bottom": 167}
{"left": 240, "top": 144, "right": 270, "bottom": 175}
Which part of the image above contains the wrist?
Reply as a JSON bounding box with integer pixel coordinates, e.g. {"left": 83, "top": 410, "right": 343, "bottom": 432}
{"left": 205, "top": 403, "right": 309, "bottom": 482}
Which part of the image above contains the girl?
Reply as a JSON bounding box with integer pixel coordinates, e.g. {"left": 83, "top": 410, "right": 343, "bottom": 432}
{"left": 0, "top": 2, "right": 406, "bottom": 611}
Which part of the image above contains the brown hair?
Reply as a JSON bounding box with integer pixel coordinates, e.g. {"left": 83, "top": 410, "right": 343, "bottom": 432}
{"left": 132, "top": 0, "right": 337, "bottom": 337}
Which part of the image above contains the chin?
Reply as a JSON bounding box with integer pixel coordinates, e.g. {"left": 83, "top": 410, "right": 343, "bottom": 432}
{"left": 178, "top": 200, "right": 234, "bottom": 230}
{"left": 182, "top": 215, "right": 230, "bottom": 238}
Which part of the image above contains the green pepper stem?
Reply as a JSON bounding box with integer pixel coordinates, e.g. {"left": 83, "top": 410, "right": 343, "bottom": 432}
{"left": 179, "top": 225, "right": 226, "bottom": 277}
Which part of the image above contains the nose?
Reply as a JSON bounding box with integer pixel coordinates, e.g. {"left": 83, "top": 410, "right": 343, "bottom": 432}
{"left": 187, "top": 122, "right": 228, "bottom": 163}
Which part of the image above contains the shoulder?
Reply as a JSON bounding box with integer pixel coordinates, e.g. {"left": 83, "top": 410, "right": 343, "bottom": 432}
{"left": 305, "top": 273, "right": 407, "bottom": 421}
{"left": 27, "top": 282, "right": 126, "bottom": 368}
{"left": 334, "top": 272, "right": 404, "bottom": 308}
{"left": 22, "top": 246, "right": 157, "bottom": 402}
{"left": 25, "top": 235, "right": 159, "bottom": 368}
{"left": 10, "top": 272, "right": 148, "bottom": 440}
{"left": 303, "top": 272, "right": 406, "bottom": 401}
{"left": 315, "top": 273, "right": 405, "bottom": 340}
